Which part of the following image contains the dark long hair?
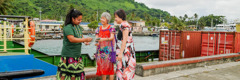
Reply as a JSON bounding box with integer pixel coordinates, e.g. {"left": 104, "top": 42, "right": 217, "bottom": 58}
{"left": 64, "top": 9, "right": 82, "bottom": 26}
{"left": 115, "top": 9, "right": 128, "bottom": 40}
{"left": 114, "top": 9, "right": 126, "bottom": 20}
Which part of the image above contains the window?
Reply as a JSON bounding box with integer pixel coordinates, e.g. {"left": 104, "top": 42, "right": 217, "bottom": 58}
{"left": 46, "top": 25, "right": 49, "bottom": 29}
{"left": 39, "top": 25, "right": 42, "bottom": 29}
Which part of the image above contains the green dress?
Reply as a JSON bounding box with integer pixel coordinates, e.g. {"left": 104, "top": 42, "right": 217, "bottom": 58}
{"left": 56, "top": 24, "right": 85, "bottom": 80}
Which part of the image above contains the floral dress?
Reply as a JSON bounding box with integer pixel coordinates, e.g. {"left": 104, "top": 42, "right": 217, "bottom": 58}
{"left": 95, "top": 25, "right": 116, "bottom": 76}
{"left": 116, "top": 21, "right": 136, "bottom": 80}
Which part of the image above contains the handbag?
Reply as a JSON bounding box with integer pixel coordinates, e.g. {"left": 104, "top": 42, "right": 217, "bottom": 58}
{"left": 109, "top": 27, "right": 117, "bottom": 63}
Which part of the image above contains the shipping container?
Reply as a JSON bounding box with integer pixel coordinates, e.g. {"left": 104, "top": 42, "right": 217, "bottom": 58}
{"left": 215, "top": 32, "right": 234, "bottom": 55}
{"left": 201, "top": 31, "right": 235, "bottom": 56}
{"left": 181, "top": 31, "right": 202, "bottom": 58}
{"left": 201, "top": 32, "right": 218, "bottom": 56}
{"left": 235, "top": 32, "right": 240, "bottom": 53}
{"left": 159, "top": 31, "right": 181, "bottom": 61}
{"left": 159, "top": 31, "right": 239, "bottom": 61}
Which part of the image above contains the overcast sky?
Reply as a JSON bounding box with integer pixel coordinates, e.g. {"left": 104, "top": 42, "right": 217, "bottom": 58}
{"left": 135, "top": 0, "right": 240, "bottom": 22}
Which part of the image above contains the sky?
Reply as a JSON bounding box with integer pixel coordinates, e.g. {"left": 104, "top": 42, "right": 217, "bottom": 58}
{"left": 135, "top": 0, "right": 240, "bottom": 23}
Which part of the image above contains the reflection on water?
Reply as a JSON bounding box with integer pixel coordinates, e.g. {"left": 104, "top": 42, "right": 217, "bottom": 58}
{"left": 31, "top": 35, "right": 159, "bottom": 57}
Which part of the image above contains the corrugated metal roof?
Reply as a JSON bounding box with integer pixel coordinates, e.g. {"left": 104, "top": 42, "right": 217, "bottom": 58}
{"left": 128, "top": 21, "right": 142, "bottom": 23}
{"left": 80, "top": 22, "right": 114, "bottom": 26}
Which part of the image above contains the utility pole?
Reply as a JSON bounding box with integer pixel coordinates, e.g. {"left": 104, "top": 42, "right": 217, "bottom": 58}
{"left": 39, "top": 7, "right": 42, "bottom": 30}
{"left": 160, "top": 14, "right": 161, "bottom": 27}
{"left": 196, "top": 20, "right": 199, "bottom": 30}
{"left": 39, "top": 7, "right": 42, "bottom": 21}
{"left": 97, "top": 7, "right": 99, "bottom": 22}
{"left": 211, "top": 18, "right": 213, "bottom": 27}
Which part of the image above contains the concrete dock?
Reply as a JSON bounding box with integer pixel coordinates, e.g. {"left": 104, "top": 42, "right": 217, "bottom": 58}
{"left": 135, "top": 61, "right": 240, "bottom": 80}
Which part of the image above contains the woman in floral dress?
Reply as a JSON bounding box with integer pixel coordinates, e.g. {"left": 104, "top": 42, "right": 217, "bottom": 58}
{"left": 95, "top": 12, "right": 116, "bottom": 80}
{"left": 114, "top": 9, "right": 136, "bottom": 80}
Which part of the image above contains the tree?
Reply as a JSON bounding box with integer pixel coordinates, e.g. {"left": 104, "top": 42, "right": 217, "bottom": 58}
{"left": 147, "top": 27, "right": 152, "bottom": 31}
{"left": 198, "top": 14, "right": 225, "bottom": 29}
{"left": 198, "top": 17, "right": 207, "bottom": 29}
{"left": 69, "top": 4, "right": 74, "bottom": 11}
{"left": 161, "top": 22, "right": 170, "bottom": 28}
{"left": 130, "top": 11, "right": 135, "bottom": 20}
{"left": 88, "top": 21, "right": 98, "bottom": 29}
{"left": 183, "top": 14, "right": 188, "bottom": 22}
{"left": 6, "top": 0, "right": 172, "bottom": 22}
{"left": 0, "top": 0, "right": 12, "bottom": 15}
{"left": 179, "top": 16, "right": 183, "bottom": 21}
{"left": 169, "top": 16, "right": 186, "bottom": 30}
{"left": 194, "top": 13, "right": 198, "bottom": 19}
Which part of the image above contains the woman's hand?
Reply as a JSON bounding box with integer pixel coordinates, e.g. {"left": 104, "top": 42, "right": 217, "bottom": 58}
{"left": 86, "top": 37, "right": 93, "bottom": 42}
{"left": 84, "top": 42, "right": 90, "bottom": 45}
{"left": 95, "top": 43, "right": 99, "bottom": 46}
{"left": 117, "top": 53, "right": 123, "bottom": 61}
{"left": 95, "top": 38, "right": 103, "bottom": 42}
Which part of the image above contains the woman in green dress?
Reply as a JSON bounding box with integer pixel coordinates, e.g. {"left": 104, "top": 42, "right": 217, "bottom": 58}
{"left": 56, "top": 9, "right": 93, "bottom": 80}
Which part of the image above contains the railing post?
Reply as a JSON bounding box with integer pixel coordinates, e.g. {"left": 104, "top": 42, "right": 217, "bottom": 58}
{"left": 3, "top": 21, "right": 7, "bottom": 52}
{"left": 24, "top": 18, "right": 29, "bottom": 54}
{"left": 10, "top": 24, "right": 13, "bottom": 41}
{"left": 0, "top": 24, "right": 2, "bottom": 41}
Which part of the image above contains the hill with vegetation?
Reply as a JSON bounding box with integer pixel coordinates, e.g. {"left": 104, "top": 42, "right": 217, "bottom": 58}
{"left": 6, "top": 0, "right": 171, "bottom": 24}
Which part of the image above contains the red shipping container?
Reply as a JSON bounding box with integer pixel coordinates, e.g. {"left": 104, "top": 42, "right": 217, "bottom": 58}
{"left": 181, "top": 31, "right": 202, "bottom": 58}
{"left": 201, "top": 32, "right": 235, "bottom": 56}
{"left": 169, "top": 31, "right": 181, "bottom": 60}
{"left": 235, "top": 32, "right": 240, "bottom": 53}
{"left": 159, "top": 31, "right": 181, "bottom": 61}
{"left": 159, "top": 31, "right": 170, "bottom": 61}
{"left": 201, "top": 32, "right": 218, "bottom": 56}
{"left": 215, "top": 32, "right": 234, "bottom": 55}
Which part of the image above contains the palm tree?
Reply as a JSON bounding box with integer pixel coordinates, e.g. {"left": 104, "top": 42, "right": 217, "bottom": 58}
{"left": 194, "top": 13, "right": 198, "bottom": 29}
{"left": 183, "top": 14, "right": 188, "bottom": 22}
{"left": 0, "top": 0, "right": 12, "bottom": 15}
{"left": 179, "top": 16, "right": 183, "bottom": 21}
{"left": 194, "top": 13, "right": 198, "bottom": 19}
{"left": 170, "top": 16, "right": 185, "bottom": 30}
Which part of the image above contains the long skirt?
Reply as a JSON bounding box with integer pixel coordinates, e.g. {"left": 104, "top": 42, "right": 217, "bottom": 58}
{"left": 56, "top": 57, "right": 85, "bottom": 80}
{"left": 116, "top": 47, "right": 136, "bottom": 80}
{"left": 96, "top": 52, "right": 114, "bottom": 76}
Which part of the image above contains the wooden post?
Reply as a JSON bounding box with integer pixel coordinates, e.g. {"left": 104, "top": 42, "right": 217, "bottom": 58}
{"left": 10, "top": 24, "right": 13, "bottom": 41}
{"left": 0, "top": 24, "right": 2, "bottom": 41}
{"left": 3, "top": 21, "right": 7, "bottom": 52}
{"left": 24, "top": 18, "right": 29, "bottom": 54}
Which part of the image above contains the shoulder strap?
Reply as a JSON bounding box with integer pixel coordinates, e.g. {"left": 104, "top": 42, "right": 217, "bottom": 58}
{"left": 108, "top": 25, "right": 117, "bottom": 43}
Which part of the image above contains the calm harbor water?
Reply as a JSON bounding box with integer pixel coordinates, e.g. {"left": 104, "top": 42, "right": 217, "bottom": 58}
{"left": 30, "top": 35, "right": 159, "bottom": 57}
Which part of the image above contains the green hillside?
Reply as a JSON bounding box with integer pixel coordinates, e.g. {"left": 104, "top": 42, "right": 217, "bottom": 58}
{"left": 7, "top": 0, "right": 171, "bottom": 23}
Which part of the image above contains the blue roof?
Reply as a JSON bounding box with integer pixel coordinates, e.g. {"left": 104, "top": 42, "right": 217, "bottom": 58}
{"left": 40, "top": 22, "right": 63, "bottom": 24}
{"left": 80, "top": 22, "right": 90, "bottom": 25}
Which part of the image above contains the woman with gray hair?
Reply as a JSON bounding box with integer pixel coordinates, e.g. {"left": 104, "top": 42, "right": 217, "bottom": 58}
{"left": 95, "top": 12, "right": 116, "bottom": 80}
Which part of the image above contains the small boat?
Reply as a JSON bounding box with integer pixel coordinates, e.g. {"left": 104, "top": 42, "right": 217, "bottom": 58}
{"left": 151, "top": 33, "right": 158, "bottom": 37}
